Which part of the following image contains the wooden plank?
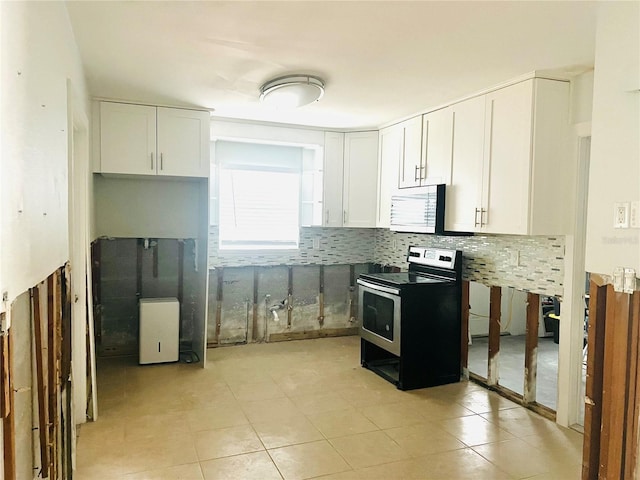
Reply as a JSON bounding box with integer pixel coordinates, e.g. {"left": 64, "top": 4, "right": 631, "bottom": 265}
{"left": 599, "top": 286, "right": 629, "bottom": 479}
{"left": 287, "top": 266, "right": 293, "bottom": 329}
{"left": 487, "top": 286, "right": 501, "bottom": 386}
{"left": 47, "top": 273, "right": 58, "bottom": 479}
{"left": 318, "top": 265, "right": 325, "bottom": 328}
{"left": 252, "top": 267, "right": 259, "bottom": 341}
{"left": 214, "top": 268, "right": 223, "bottom": 344}
{"left": 523, "top": 293, "right": 539, "bottom": 404}
{"left": 623, "top": 291, "right": 640, "bottom": 479}
{"left": 32, "top": 285, "right": 50, "bottom": 477}
{"left": 0, "top": 325, "right": 10, "bottom": 417}
{"left": 2, "top": 327, "right": 16, "bottom": 480}
{"left": 460, "top": 280, "right": 470, "bottom": 376}
{"left": 269, "top": 327, "right": 359, "bottom": 342}
{"left": 582, "top": 279, "right": 607, "bottom": 480}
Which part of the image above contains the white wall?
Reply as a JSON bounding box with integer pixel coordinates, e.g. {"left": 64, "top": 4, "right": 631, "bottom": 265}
{"left": 585, "top": 2, "right": 640, "bottom": 277}
{"left": 1, "top": 2, "right": 89, "bottom": 304}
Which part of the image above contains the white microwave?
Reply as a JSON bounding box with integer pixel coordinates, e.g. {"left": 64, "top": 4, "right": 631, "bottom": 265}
{"left": 390, "top": 184, "right": 445, "bottom": 234}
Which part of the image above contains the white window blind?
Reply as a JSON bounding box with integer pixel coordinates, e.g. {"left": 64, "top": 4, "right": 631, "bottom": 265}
{"left": 215, "top": 140, "right": 322, "bottom": 250}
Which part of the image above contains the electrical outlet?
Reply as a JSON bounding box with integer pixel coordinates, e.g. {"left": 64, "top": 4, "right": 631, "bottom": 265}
{"left": 312, "top": 237, "right": 320, "bottom": 249}
{"left": 613, "top": 202, "right": 630, "bottom": 228}
{"left": 630, "top": 201, "right": 639, "bottom": 228}
{"left": 510, "top": 250, "right": 520, "bottom": 266}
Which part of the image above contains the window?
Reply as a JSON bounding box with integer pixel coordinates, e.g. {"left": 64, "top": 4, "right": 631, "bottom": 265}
{"left": 213, "top": 140, "right": 322, "bottom": 250}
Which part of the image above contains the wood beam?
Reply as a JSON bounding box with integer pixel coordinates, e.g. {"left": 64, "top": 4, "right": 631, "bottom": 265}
{"left": 47, "top": 273, "right": 59, "bottom": 479}
{"left": 487, "top": 286, "right": 501, "bottom": 386}
{"left": 460, "top": 281, "right": 470, "bottom": 377}
{"left": 32, "top": 285, "right": 50, "bottom": 477}
{"left": 2, "top": 326, "right": 16, "bottom": 480}
{"left": 599, "top": 287, "right": 630, "bottom": 479}
{"left": 523, "top": 293, "right": 539, "bottom": 405}
{"left": 624, "top": 291, "right": 640, "bottom": 478}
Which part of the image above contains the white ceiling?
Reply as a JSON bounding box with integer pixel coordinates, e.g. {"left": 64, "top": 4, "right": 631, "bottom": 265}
{"left": 66, "top": 1, "right": 599, "bottom": 130}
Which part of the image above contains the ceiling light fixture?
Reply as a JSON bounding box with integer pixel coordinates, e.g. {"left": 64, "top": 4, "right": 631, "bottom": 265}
{"left": 259, "top": 74, "right": 325, "bottom": 108}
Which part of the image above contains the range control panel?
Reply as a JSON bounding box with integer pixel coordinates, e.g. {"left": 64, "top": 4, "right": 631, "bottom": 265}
{"left": 406, "top": 246, "right": 458, "bottom": 270}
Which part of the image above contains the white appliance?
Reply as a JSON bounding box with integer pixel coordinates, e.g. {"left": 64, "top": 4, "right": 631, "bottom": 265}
{"left": 139, "top": 298, "right": 180, "bottom": 364}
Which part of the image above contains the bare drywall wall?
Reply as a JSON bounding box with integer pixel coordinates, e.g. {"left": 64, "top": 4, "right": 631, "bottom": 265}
{"left": 0, "top": 2, "right": 88, "bottom": 304}
{"left": 585, "top": 2, "right": 640, "bottom": 276}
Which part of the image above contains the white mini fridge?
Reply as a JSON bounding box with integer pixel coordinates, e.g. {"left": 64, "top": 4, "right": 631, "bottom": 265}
{"left": 139, "top": 298, "right": 180, "bottom": 364}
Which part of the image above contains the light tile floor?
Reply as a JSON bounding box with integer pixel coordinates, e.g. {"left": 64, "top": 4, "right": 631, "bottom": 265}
{"left": 76, "top": 336, "right": 584, "bottom": 480}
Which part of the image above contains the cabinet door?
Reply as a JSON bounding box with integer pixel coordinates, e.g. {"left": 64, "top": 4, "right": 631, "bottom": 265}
{"left": 445, "top": 96, "right": 486, "bottom": 232}
{"left": 483, "top": 80, "right": 533, "bottom": 234}
{"left": 323, "top": 132, "right": 344, "bottom": 227}
{"left": 377, "top": 126, "right": 402, "bottom": 228}
{"left": 157, "top": 107, "right": 210, "bottom": 177}
{"left": 398, "top": 117, "right": 423, "bottom": 188}
{"left": 422, "top": 107, "right": 453, "bottom": 185}
{"left": 100, "top": 102, "right": 157, "bottom": 175}
{"left": 343, "top": 131, "right": 379, "bottom": 227}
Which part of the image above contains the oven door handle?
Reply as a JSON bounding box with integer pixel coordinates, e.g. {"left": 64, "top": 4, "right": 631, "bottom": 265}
{"left": 356, "top": 279, "right": 401, "bottom": 296}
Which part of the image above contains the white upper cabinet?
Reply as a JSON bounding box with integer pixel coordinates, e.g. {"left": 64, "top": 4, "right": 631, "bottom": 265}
{"left": 323, "top": 131, "right": 345, "bottom": 227}
{"left": 482, "top": 78, "right": 570, "bottom": 235}
{"left": 343, "top": 131, "right": 379, "bottom": 227}
{"left": 445, "top": 96, "right": 486, "bottom": 232}
{"left": 156, "top": 107, "right": 210, "bottom": 177}
{"left": 100, "top": 102, "right": 157, "bottom": 176}
{"left": 421, "top": 107, "right": 454, "bottom": 185}
{"left": 99, "top": 102, "right": 210, "bottom": 178}
{"left": 377, "top": 126, "right": 403, "bottom": 228}
{"left": 397, "top": 117, "right": 424, "bottom": 188}
{"left": 444, "top": 78, "right": 570, "bottom": 235}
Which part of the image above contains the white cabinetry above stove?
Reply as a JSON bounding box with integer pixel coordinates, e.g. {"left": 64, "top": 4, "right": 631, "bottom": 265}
{"left": 445, "top": 77, "right": 571, "bottom": 235}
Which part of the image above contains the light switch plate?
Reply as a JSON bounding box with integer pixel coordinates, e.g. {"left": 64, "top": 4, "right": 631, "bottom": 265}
{"left": 614, "top": 202, "right": 630, "bottom": 228}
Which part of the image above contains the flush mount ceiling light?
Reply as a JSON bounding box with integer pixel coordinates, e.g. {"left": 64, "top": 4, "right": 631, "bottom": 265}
{"left": 259, "top": 74, "right": 325, "bottom": 108}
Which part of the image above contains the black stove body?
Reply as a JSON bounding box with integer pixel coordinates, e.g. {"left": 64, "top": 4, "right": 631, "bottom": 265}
{"left": 357, "top": 246, "right": 462, "bottom": 390}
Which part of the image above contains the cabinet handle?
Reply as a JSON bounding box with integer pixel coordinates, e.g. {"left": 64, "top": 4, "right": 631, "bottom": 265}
{"left": 420, "top": 165, "right": 426, "bottom": 180}
{"left": 480, "top": 208, "right": 487, "bottom": 226}
{"left": 160, "top": 153, "right": 163, "bottom": 171}
{"left": 325, "top": 210, "right": 329, "bottom": 224}
{"left": 474, "top": 208, "right": 480, "bottom": 227}
{"left": 343, "top": 210, "right": 347, "bottom": 224}
{"left": 150, "top": 152, "right": 154, "bottom": 170}
{"left": 414, "top": 165, "right": 420, "bottom": 182}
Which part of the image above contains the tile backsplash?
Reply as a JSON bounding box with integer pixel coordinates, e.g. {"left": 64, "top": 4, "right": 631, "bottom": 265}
{"left": 374, "top": 230, "right": 565, "bottom": 296}
{"left": 208, "top": 226, "right": 565, "bottom": 297}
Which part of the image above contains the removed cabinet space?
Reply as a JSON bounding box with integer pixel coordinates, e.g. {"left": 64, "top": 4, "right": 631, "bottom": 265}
{"left": 445, "top": 77, "right": 571, "bottom": 235}
{"left": 98, "top": 101, "right": 210, "bottom": 178}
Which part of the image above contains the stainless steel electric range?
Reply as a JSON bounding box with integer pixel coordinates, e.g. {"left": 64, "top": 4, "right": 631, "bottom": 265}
{"left": 357, "top": 246, "right": 462, "bottom": 390}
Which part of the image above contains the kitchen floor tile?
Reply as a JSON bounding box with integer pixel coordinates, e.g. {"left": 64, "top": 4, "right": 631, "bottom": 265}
{"left": 269, "top": 439, "right": 351, "bottom": 480}
{"left": 200, "top": 451, "right": 282, "bottom": 480}
{"left": 79, "top": 337, "right": 584, "bottom": 480}
{"left": 252, "top": 415, "right": 324, "bottom": 449}
{"left": 307, "top": 408, "right": 379, "bottom": 438}
{"left": 194, "top": 424, "right": 264, "bottom": 461}
{"left": 383, "top": 421, "right": 467, "bottom": 457}
{"left": 329, "top": 430, "right": 410, "bottom": 469}
{"left": 122, "top": 462, "right": 205, "bottom": 480}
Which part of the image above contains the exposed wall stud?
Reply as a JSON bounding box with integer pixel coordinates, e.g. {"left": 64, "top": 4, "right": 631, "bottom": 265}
{"left": 318, "top": 265, "right": 325, "bottom": 327}
{"left": 287, "top": 266, "right": 293, "bottom": 329}
{"left": 252, "top": 268, "right": 259, "bottom": 341}
{"left": 2, "top": 326, "right": 16, "bottom": 480}
{"left": 214, "top": 268, "right": 223, "bottom": 344}
{"left": 523, "top": 292, "right": 539, "bottom": 405}
{"left": 460, "top": 280, "right": 470, "bottom": 378}
{"left": 487, "top": 286, "right": 501, "bottom": 386}
{"left": 32, "top": 285, "right": 50, "bottom": 477}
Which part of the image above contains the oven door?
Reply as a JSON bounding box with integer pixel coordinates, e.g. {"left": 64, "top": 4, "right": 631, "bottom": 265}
{"left": 357, "top": 279, "right": 402, "bottom": 356}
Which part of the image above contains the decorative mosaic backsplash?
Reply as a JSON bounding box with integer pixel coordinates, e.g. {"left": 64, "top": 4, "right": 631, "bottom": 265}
{"left": 207, "top": 226, "right": 565, "bottom": 296}
{"left": 374, "top": 230, "right": 565, "bottom": 296}
{"left": 208, "top": 226, "right": 376, "bottom": 267}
